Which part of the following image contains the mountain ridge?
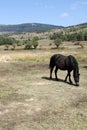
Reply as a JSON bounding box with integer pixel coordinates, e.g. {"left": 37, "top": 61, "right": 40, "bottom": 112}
{"left": 0, "top": 23, "right": 64, "bottom": 33}
{"left": 0, "top": 22, "right": 87, "bottom": 33}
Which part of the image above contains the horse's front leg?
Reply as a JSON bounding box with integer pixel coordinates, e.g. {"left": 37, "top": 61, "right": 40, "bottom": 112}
{"left": 50, "top": 67, "right": 54, "bottom": 79}
{"left": 68, "top": 71, "right": 73, "bottom": 84}
{"left": 55, "top": 66, "right": 58, "bottom": 80}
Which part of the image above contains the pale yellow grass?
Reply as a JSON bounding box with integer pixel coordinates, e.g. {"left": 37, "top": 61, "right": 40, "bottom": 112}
{"left": 0, "top": 44, "right": 87, "bottom": 130}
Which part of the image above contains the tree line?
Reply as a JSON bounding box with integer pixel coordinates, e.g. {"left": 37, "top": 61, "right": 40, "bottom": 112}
{"left": 49, "top": 31, "right": 87, "bottom": 42}
{"left": 0, "top": 35, "right": 39, "bottom": 50}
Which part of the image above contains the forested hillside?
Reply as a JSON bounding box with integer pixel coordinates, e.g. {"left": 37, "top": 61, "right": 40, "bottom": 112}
{"left": 0, "top": 23, "right": 63, "bottom": 33}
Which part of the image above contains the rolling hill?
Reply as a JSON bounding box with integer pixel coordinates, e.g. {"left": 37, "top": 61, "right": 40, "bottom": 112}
{"left": 0, "top": 23, "right": 63, "bottom": 33}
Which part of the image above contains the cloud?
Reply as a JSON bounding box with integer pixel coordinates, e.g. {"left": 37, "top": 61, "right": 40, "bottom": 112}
{"left": 33, "top": 2, "right": 54, "bottom": 9}
{"left": 33, "top": 2, "right": 43, "bottom": 7}
{"left": 70, "top": 1, "right": 87, "bottom": 10}
{"left": 60, "top": 12, "right": 69, "bottom": 17}
{"left": 44, "top": 5, "right": 54, "bottom": 9}
{"left": 79, "top": 1, "right": 87, "bottom": 5}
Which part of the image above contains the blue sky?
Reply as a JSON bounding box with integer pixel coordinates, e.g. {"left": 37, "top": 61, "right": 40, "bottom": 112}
{"left": 0, "top": 0, "right": 87, "bottom": 26}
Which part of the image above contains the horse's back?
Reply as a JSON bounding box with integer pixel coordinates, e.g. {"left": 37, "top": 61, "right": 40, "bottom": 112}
{"left": 49, "top": 54, "right": 78, "bottom": 70}
{"left": 55, "top": 54, "right": 67, "bottom": 70}
{"left": 49, "top": 54, "right": 66, "bottom": 69}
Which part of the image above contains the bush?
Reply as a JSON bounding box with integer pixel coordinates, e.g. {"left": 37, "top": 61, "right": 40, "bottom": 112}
{"left": 25, "top": 41, "right": 32, "bottom": 50}
{"left": 33, "top": 41, "right": 38, "bottom": 49}
{"left": 4, "top": 45, "right": 9, "bottom": 50}
{"left": 54, "top": 38, "right": 62, "bottom": 48}
{"left": 24, "top": 37, "right": 39, "bottom": 50}
{"left": 11, "top": 43, "right": 16, "bottom": 50}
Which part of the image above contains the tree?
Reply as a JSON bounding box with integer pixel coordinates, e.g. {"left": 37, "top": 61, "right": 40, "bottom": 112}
{"left": 11, "top": 43, "right": 16, "bottom": 50}
{"left": 84, "top": 32, "right": 87, "bottom": 41}
{"left": 32, "top": 37, "right": 39, "bottom": 49}
{"left": 0, "top": 36, "right": 17, "bottom": 46}
{"left": 49, "top": 32, "right": 64, "bottom": 41}
{"left": 76, "top": 32, "right": 84, "bottom": 41}
{"left": 24, "top": 40, "right": 32, "bottom": 50}
{"left": 54, "top": 38, "right": 62, "bottom": 48}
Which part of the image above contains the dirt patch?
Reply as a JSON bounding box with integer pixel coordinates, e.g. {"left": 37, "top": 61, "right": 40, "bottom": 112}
{"left": 70, "top": 94, "right": 87, "bottom": 108}
{"left": 0, "top": 55, "right": 12, "bottom": 62}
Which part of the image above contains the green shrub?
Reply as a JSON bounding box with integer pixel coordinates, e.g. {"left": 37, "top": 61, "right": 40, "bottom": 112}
{"left": 54, "top": 38, "right": 62, "bottom": 48}
{"left": 24, "top": 40, "right": 32, "bottom": 50}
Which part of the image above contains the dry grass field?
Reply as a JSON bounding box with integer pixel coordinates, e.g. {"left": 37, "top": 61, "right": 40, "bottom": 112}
{"left": 0, "top": 40, "right": 87, "bottom": 130}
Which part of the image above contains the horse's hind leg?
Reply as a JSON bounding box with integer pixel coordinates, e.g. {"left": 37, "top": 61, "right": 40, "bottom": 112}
{"left": 55, "top": 66, "right": 58, "bottom": 80}
{"left": 65, "top": 73, "right": 68, "bottom": 82}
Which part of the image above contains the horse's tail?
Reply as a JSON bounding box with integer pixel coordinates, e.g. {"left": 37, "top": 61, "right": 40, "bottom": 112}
{"left": 49, "top": 58, "right": 52, "bottom": 69}
{"left": 49, "top": 55, "right": 56, "bottom": 69}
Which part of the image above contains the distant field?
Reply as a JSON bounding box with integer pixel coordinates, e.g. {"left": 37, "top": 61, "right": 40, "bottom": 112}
{"left": 0, "top": 41, "right": 87, "bottom": 130}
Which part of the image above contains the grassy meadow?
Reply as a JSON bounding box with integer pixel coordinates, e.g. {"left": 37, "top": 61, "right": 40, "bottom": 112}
{"left": 0, "top": 40, "right": 87, "bottom": 130}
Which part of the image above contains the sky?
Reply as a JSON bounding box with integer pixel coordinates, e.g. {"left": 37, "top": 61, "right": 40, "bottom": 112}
{"left": 0, "top": 0, "right": 87, "bottom": 27}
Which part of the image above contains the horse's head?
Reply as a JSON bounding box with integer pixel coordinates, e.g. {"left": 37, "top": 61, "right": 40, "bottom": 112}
{"left": 74, "top": 73, "right": 80, "bottom": 86}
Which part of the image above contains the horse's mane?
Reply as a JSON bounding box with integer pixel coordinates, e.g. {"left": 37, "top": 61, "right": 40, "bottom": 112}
{"left": 68, "top": 55, "right": 79, "bottom": 76}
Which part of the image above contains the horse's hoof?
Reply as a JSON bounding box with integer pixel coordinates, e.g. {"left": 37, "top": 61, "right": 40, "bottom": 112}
{"left": 76, "top": 84, "right": 79, "bottom": 87}
{"left": 70, "top": 81, "right": 73, "bottom": 84}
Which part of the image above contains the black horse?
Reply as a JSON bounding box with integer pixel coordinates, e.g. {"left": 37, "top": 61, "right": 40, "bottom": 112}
{"left": 49, "top": 54, "right": 80, "bottom": 86}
